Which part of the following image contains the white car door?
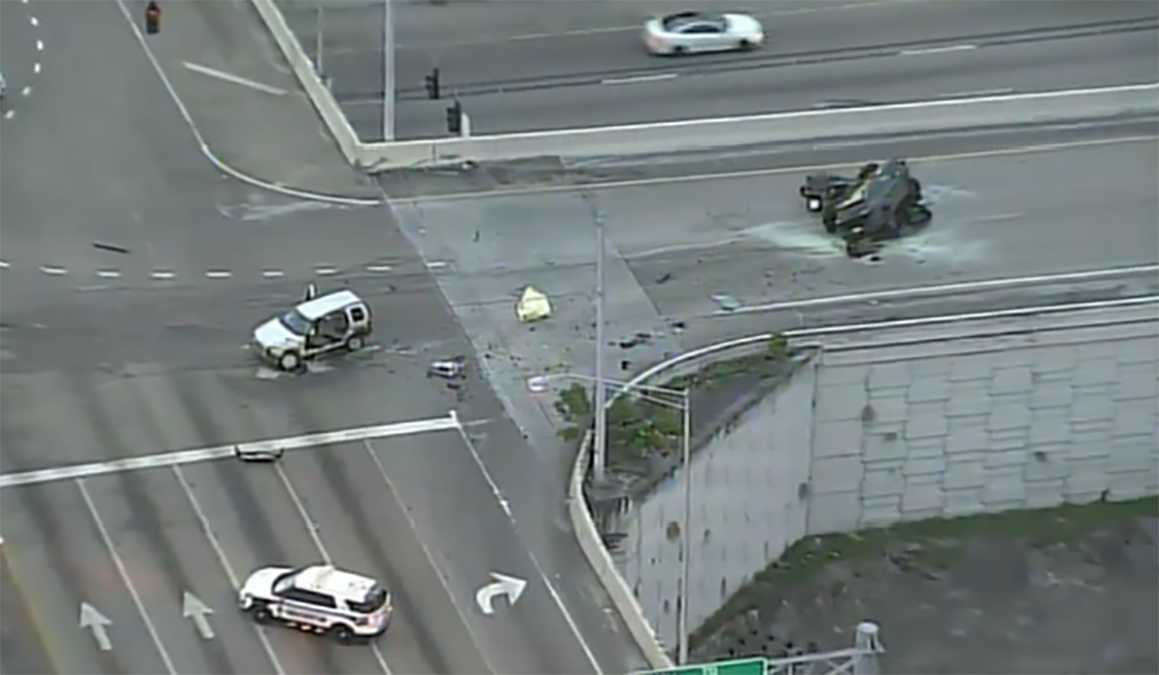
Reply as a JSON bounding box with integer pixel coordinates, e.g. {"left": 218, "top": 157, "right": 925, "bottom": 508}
{"left": 683, "top": 22, "right": 729, "bottom": 52}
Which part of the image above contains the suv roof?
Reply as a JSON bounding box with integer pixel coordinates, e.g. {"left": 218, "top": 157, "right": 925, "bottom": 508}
{"left": 294, "top": 565, "right": 377, "bottom": 601}
{"left": 297, "top": 290, "right": 362, "bottom": 320}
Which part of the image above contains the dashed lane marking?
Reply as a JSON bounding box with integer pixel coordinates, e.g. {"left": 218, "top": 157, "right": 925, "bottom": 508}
{"left": 0, "top": 415, "right": 461, "bottom": 488}
{"left": 0, "top": 262, "right": 416, "bottom": 282}
{"left": 3, "top": 7, "right": 43, "bottom": 122}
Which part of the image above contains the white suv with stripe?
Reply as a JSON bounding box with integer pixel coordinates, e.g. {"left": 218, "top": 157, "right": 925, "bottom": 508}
{"left": 238, "top": 564, "right": 393, "bottom": 643}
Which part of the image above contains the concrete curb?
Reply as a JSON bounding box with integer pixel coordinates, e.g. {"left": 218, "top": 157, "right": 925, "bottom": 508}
{"left": 113, "top": 0, "right": 384, "bottom": 206}
{"left": 567, "top": 293, "right": 1159, "bottom": 667}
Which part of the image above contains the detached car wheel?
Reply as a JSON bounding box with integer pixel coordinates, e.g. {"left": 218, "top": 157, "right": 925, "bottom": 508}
{"left": 278, "top": 352, "right": 300, "bottom": 371}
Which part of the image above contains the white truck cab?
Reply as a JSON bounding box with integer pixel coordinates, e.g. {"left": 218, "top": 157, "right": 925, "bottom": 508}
{"left": 238, "top": 564, "right": 393, "bottom": 643}
{"left": 251, "top": 287, "right": 372, "bottom": 371}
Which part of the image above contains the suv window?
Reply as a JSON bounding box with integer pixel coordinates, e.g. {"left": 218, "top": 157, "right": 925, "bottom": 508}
{"left": 348, "top": 586, "right": 389, "bottom": 614}
{"left": 350, "top": 307, "right": 366, "bottom": 323}
{"left": 280, "top": 587, "right": 337, "bottom": 608}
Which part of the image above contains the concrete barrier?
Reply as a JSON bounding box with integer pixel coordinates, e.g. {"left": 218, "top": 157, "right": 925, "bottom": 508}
{"left": 249, "top": 0, "right": 361, "bottom": 166}
{"left": 566, "top": 295, "right": 1158, "bottom": 666}
{"left": 359, "top": 84, "right": 1159, "bottom": 169}
{"left": 242, "top": 0, "right": 1157, "bottom": 170}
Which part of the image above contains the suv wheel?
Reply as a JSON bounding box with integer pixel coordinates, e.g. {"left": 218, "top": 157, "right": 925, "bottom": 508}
{"left": 250, "top": 603, "right": 273, "bottom": 625}
{"left": 332, "top": 624, "right": 356, "bottom": 644}
{"left": 345, "top": 335, "right": 364, "bottom": 352}
{"left": 278, "top": 352, "right": 300, "bottom": 371}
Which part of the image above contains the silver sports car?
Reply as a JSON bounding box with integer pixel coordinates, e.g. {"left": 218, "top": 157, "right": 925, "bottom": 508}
{"left": 642, "top": 11, "right": 765, "bottom": 56}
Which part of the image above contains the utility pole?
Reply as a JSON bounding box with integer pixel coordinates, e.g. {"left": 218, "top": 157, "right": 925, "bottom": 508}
{"left": 677, "top": 387, "right": 692, "bottom": 665}
{"left": 592, "top": 211, "right": 608, "bottom": 483}
{"left": 381, "top": 0, "right": 395, "bottom": 140}
{"left": 315, "top": 5, "right": 326, "bottom": 76}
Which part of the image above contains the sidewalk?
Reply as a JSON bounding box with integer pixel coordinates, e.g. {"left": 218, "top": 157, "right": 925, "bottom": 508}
{"left": 142, "top": 0, "right": 382, "bottom": 201}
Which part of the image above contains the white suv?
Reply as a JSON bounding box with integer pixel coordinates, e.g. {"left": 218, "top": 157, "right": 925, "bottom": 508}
{"left": 238, "top": 564, "right": 393, "bottom": 643}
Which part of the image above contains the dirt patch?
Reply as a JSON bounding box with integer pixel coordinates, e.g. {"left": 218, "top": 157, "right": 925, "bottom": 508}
{"left": 690, "top": 497, "right": 1159, "bottom": 674}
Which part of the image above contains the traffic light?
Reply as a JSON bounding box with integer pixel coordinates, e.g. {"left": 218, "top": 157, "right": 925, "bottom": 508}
{"left": 424, "top": 68, "right": 441, "bottom": 100}
{"left": 446, "top": 100, "right": 462, "bottom": 134}
{"left": 144, "top": 1, "right": 161, "bottom": 34}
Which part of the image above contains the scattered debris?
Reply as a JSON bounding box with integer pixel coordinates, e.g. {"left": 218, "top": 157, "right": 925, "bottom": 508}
{"left": 234, "top": 444, "right": 284, "bottom": 463}
{"left": 428, "top": 356, "right": 467, "bottom": 380}
{"left": 710, "top": 293, "right": 741, "bottom": 312}
{"left": 92, "top": 242, "right": 130, "bottom": 254}
{"left": 516, "top": 286, "right": 552, "bottom": 323}
{"left": 655, "top": 272, "right": 673, "bottom": 285}
{"left": 618, "top": 332, "right": 653, "bottom": 349}
{"left": 667, "top": 319, "right": 687, "bottom": 333}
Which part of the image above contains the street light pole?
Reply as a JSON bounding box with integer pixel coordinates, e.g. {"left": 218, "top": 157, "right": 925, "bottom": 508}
{"left": 381, "top": 0, "right": 396, "bottom": 141}
{"left": 677, "top": 386, "right": 692, "bottom": 665}
{"left": 314, "top": 4, "right": 325, "bottom": 76}
{"left": 592, "top": 212, "right": 608, "bottom": 483}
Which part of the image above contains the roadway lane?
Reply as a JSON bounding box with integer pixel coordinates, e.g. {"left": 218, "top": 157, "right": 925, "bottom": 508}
{"left": 0, "top": 0, "right": 397, "bottom": 292}
{"left": 396, "top": 26, "right": 1159, "bottom": 137}
{"left": 0, "top": 274, "right": 651, "bottom": 675}
{"left": 0, "top": 0, "right": 42, "bottom": 122}
{"left": 0, "top": 274, "right": 484, "bottom": 675}
{"left": 381, "top": 122, "right": 1159, "bottom": 518}
{"left": 271, "top": 0, "right": 1157, "bottom": 138}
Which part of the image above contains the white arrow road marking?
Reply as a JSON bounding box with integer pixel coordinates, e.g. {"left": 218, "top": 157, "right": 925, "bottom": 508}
{"left": 79, "top": 602, "right": 113, "bottom": 651}
{"left": 474, "top": 572, "right": 528, "bottom": 615}
{"left": 182, "top": 591, "right": 216, "bottom": 639}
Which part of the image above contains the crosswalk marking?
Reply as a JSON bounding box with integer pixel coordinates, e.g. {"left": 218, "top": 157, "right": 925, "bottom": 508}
{"left": 0, "top": 415, "right": 459, "bottom": 489}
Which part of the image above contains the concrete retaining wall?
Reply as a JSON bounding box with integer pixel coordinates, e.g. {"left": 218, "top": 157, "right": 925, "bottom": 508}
{"left": 616, "top": 300, "right": 1159, "bottom": 654}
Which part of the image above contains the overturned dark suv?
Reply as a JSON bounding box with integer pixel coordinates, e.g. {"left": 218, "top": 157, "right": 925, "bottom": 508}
{"left": 799, "top": 158, "right": 932, "bottom": 258}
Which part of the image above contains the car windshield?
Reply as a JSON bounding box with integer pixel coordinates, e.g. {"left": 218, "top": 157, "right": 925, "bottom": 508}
{"left": 661, "top": 12, "right": 717, "bottom": 31}
{"left": 349, "top": 586, "right": 390, "bottom": 614}
{"left": 272, "top": 568, "right": 305, "bottom": 594}
{"left": 278, "top": 309, "right": 312, "bottom": 336}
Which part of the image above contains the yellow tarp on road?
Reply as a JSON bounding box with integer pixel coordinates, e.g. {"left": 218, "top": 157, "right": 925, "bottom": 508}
{"left": 516, "top": 286, "right": 551, "bottom": 323}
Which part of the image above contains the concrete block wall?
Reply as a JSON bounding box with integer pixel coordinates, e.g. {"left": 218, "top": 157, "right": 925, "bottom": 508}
{"left": 619, "top": 360, "right": 815, "bottom": 652}
{"left": 811, "top": 313, "right": 1159, "bottom": 533}
{"left": 618, "top": 304, "right": 1159, "bottom": 653}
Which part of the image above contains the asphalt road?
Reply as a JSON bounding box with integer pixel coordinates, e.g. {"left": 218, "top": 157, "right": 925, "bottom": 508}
{"left": 379, "top": 120, "right": 1159, "bottom": 481}
{"left": 0, "top": 1, "right": 649, "bottom": 674}
{"left": 0, "top": 0, "right": 43, "bottom": 123}
{"left": 271, "top": 0, "right": 1157, "bottom": 139}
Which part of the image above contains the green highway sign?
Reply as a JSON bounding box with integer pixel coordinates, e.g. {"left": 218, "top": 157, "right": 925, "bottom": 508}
{"left": 633, "top": 657, "right": 767, "bottom": 675}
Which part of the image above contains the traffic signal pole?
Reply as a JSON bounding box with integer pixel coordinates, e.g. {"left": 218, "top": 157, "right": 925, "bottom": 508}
{"left": 381, "top": 0, "right": 395, "bottom": 141}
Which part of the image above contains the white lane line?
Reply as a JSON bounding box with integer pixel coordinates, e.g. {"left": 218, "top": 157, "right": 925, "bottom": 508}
{"left": 0, "top": 261, "right": 9, "bottom": 269}
{"left": 601, "top": 73, "right": 678, "bottom": 86}
{"left": 900, "top": 43, "right": 977, "bottom": 56}
{"left": 181, "top": 61, "right": 287, "bottom": 96}
{"left": 447, "top": 411, "right": 605, "bottom": 674}
{"left": 274, "top": 466, "right": 395, "bottom": 675}
{"left": 261, "top": 269, "right": 285, "bottom": 278}
{"left": 95, "top": 270, "right": 122, "bottom": 279}
{"left": 0, "top": 416, "right": 460, "bottom": 489}
{"left": 77, "top": 478, "right": 179, "bottom": 675}
{"left": 29, "top": 15, "right": 37, "bottom": 27}
{"left": 35, "top": 39, "right": 43, "bottom": 51}
{"left": 39, "top": 265, "right": 67, "bottom": 276}
{"left": 940, "top": 87, "right": 1014, "bottom": 99}
{"left": 172, "top": 466, "right": 288, "bottom": 675}
{"left": 33, "top": 62, "right": 41, "bottom": 74}
{"left": 314, "top": 266, "right": 339, "bottom": 276}
{"left": 3, "top": 110, "right": 13, "bottom": 120}
{"left": 151, "top": 270, "right": 176, "bottom": 280}
{"left": 20, "top": 86, "right": 31, "bottom": 97}
{"left": 425, "top": 261, "right": 449, "bottom": 270}
{"left": 204, "top": 270, "right": 232, "bottom": 279}
{"left": 362, "top": 440, "right": 501, "bottom": 674}
{"left": 365, "top": 264, "right": 393, "bottom": 273}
